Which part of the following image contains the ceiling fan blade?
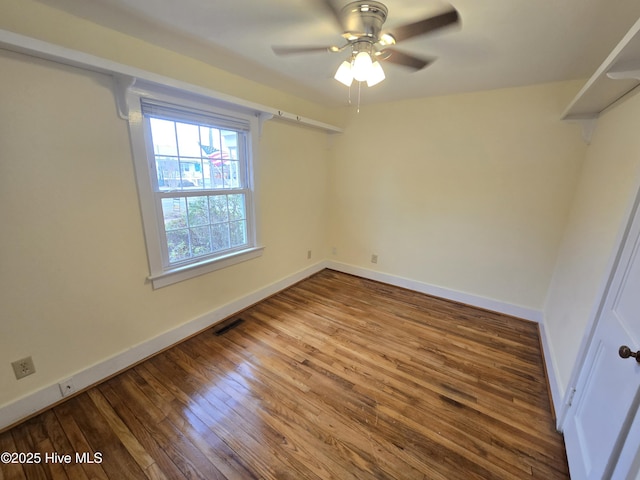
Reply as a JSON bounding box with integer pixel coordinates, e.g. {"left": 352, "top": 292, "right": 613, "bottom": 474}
{"left": 387, "top": 8, "right": 459, "bottom": 43}
{"left": 272, "top": 45, "right": 337, "bottom": 56}
{"left": 381, "top": 49, "right": 431, "bottom": 71}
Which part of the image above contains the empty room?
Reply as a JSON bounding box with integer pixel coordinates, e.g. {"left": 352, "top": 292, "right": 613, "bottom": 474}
{"left": 2, "top": 0, "right": 640, "bottom": 478}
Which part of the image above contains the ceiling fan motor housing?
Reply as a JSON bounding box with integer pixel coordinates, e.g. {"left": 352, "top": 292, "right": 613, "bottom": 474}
{"left": 341, "top": 1, "right": 388, "bottom": 41}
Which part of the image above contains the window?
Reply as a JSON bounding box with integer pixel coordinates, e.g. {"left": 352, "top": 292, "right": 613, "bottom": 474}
{"left": 127, "top": 88, "right": 262, "bottom": 288}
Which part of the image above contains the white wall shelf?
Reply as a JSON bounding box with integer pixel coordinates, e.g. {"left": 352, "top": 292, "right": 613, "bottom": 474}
{"left": 562, "top": 17, "right": 640, "bottom": 143}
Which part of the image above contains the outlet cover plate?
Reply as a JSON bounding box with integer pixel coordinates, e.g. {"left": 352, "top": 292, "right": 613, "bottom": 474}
{"left": 59, "top": 378, "right": 76, "bottom": 397}
{"left": 12, "top": 356, "right": 36, "bottom": 380}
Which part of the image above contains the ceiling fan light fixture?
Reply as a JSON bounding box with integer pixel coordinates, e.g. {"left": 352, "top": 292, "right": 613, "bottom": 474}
{"left": 334, "top": 60, "right": 354, "bottom": 86}
{"left": 366, "top": 60, "right": 385, "bottom": 86}
{"left": 352, "top": 51, "right": 373, "bottom": 82}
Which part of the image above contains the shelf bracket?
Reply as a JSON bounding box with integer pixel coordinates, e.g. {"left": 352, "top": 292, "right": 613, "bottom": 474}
{"left": 257, "top": 112, "right": 274, "bottom": 138}
{"left": 607, "top": 59, "right": 640, "bottom": 81}
{"left": 112, "top": 74, "right": 136, "bottom": 120}
{"left": 607, "top": 69, "right": 640, "bottom": 81}
{"left": 565, "top": 116, "right": 598, "bottom": 145}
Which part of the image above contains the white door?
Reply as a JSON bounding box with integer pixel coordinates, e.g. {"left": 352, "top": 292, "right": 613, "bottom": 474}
{"left": 564, "top": 199, "right": 640, "bottom": 479}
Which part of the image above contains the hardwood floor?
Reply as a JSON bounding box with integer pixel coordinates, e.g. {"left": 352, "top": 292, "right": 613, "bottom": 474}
{"left": 0, "top": 269, "right": 569, "bottom": 479}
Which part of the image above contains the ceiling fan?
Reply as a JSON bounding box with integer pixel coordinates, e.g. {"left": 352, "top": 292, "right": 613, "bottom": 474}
{"left": 272, "top": 0, "right": 460, "bottom": 87}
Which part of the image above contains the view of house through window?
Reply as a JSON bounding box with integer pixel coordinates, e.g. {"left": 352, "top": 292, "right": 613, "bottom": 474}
{"left": 145, "top": 110, "right": 250, "bottom": 266}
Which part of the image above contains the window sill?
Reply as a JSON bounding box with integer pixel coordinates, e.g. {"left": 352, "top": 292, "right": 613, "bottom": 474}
{"left": 148, "top": 246, "right": 264, "bottom": 289}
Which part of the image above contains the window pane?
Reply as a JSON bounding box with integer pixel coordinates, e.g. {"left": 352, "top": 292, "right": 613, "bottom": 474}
{"left": 222, "top": 130, "right": 238, "bottom": 160}
{"left": 200, "top": 126, "right": 221, "bottom": 154}
{"left": 156, "top": 156, "right": 180, "bottom": 191}
{"left": 206, "top": 159, "right": 227, "bottom": 189}
{"left": 201, "top": 127, "right": 221, "bottom": 189}
{"left": 179, "top": 160, "right": 202, "bottom": 189}
{"left": 176, "top": 122, "right": 202, "bottom": 158}
{"left": 230, "top": 220, "right": 247, "bottom": 247}
{"left": 150, "top": 118, "right": 177, "bottom": 156}
{"left": 209, "top": 195, "right": 228, "bottom": 223}
{"left": 187, "top": 196, "right": 209, "bottom": 226}
{"left": 190, "top": 226, "right": 212, "bottom": 257}
{"left": 166, "top": 229, "right": 190, "bottom": 263}
{"left": 224, "top": 160, "right": 241, "bottom": 189}
{"left": 162, "top": 198, "right": 187, "bottom": 230}
{"left": 212, "top": 223, "right": 230, "bottom": 251}
{"left": 228, "top": 194, "right": 246, "bottom": 220}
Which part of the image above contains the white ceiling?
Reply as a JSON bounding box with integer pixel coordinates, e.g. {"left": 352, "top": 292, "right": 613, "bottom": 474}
{"left": 36, "top": 0, "right": 640, "bottom": 106}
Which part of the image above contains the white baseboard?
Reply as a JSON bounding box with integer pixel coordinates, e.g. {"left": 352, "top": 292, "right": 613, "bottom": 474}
{"left": 327, "top": 261, "right": 544, "bottom": 323}
{"left": 537, "top": 319, "right": 565, "bottom": 429}
{"left": 0, "top": 261, "right": 326, "bottom": 431}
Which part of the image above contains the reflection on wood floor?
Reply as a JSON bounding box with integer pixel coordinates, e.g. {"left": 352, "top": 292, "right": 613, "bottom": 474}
{"left": 0, "top": 269, "right": 569, "bottom": 479}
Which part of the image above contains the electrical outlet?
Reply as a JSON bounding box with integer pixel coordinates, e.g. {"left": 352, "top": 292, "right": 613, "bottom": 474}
{"left": 371, "top": 254, "right": 378, "bottom": 264}
{"left": 12, "top": 356, "right": 36, "bottom": 380}
{"left": 59, "top": 378, "right": 76, "bottom": 398}
{"left": 332, "top": 247, "right": 337, "bottom": 255}
{"left": 307, "top": 250, "right": 312, "bottom": 259}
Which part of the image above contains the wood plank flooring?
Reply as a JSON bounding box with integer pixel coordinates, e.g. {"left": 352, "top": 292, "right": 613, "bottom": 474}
{"left": 0, "top": 269, "right": 569, "bottom": 479}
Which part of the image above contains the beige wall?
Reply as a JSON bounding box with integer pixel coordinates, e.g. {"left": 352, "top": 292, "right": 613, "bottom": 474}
{"left": 328, "top": 82, "right": 586, "bottom": 310}
{"left": 544, "top": 90, "right": 640, "bottom": 395}
{"left": 0, "top": 48, "right": 330, "bottom": 408}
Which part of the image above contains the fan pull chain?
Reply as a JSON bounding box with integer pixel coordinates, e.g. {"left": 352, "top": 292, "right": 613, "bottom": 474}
{"left": 345, "top": 83, "right": 361, "bottom": 114}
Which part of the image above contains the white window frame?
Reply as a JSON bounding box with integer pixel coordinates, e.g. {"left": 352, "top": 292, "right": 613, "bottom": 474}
{"left": 126, "top": 84, "right": 263, "bottom": 288}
